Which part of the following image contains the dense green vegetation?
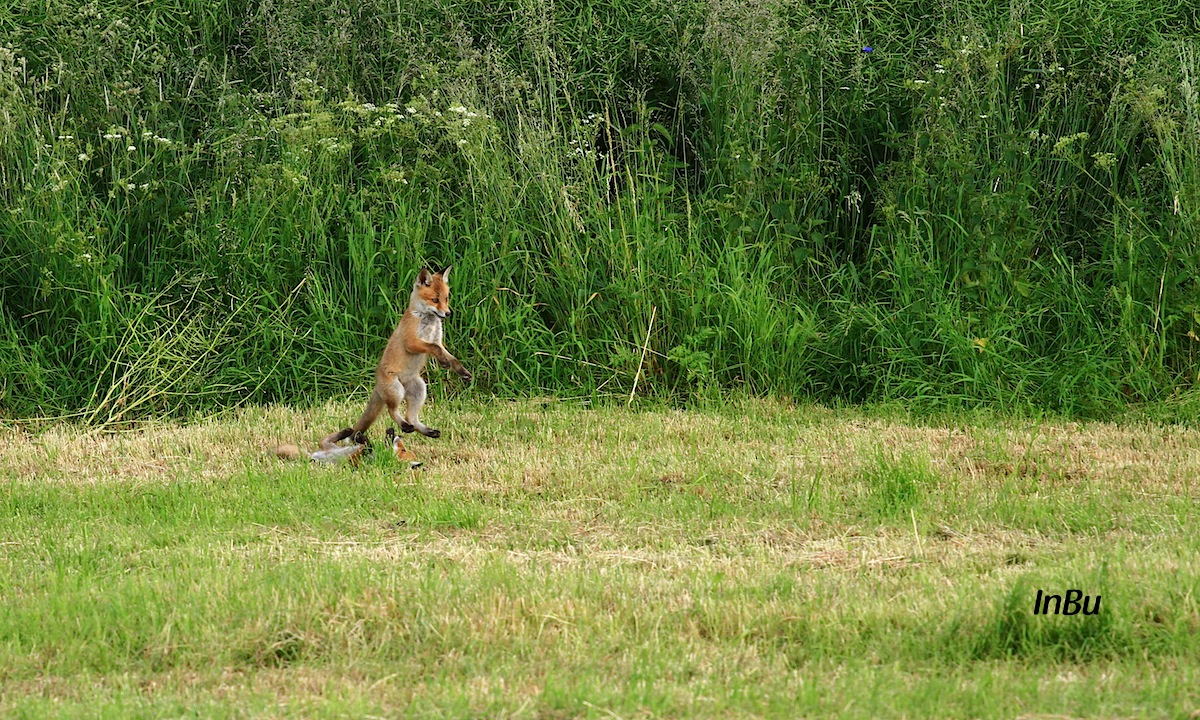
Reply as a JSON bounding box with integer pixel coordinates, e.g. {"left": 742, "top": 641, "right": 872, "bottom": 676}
{"left": 3, "top": 0, "right": 1199, "bottom": 420}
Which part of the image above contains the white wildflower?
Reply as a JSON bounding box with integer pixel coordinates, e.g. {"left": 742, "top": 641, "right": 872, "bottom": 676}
{"left": 127, "top": 145, "right": 136, "bottom": 152}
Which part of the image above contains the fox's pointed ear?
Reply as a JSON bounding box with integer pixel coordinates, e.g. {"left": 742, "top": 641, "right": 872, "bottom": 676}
{"left": 416, "top": 268, "right": 432, "bottom": 286}
{"left": 440, "top": 265, "right": 452, "bottom": 284}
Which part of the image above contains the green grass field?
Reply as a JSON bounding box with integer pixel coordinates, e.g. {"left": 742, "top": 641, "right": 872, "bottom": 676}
{"left": 3, "top": 399, "right": 1198, "bottom": 718}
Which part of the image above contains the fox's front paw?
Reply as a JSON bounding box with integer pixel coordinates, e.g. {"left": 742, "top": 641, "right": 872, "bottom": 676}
{"left": 399, "top": 422, "right": 416, "bottom": 434}
{"left": 421, "top": 427, "right": 441, "bottom": 439}
{"left": 457, "top": 367, "right": 472, "bottom": 382}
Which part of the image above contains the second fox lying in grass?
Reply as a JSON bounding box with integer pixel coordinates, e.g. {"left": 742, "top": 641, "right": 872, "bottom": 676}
{"left": 275, "top": 428, "right": 421, "bottom": 469}
{"left": 320, "top": 266, "right": 471, "bottom": 451}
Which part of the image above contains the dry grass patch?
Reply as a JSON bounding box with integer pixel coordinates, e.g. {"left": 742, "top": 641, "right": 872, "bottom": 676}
{"left": 6, "top": 399, "right": 1197, "bottom": 492}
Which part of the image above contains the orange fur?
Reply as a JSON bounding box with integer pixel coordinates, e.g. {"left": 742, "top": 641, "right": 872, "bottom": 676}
{"left": 320, "top": 266, "right": 470, "bottom": 450}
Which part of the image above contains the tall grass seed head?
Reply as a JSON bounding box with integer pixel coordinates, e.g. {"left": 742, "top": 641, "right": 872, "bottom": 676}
{"left": 1092, "top": 152, "right": 1117, "bottom": 171}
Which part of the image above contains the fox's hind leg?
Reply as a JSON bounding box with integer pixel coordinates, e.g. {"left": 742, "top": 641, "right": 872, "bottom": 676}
{"left": 354, "top": 390, "right": 387, "bottom": 433}
{"left": 399, "top": 376, "right": 440, "bottom": 438}
{"left": 318, "top": 428, "right": 355, "bottom": 451}
{"left": 320, "top": 388, "right": 385, "bottom": 450}
{"left": 381, "top": 376, "right": 421, "bottom": 435}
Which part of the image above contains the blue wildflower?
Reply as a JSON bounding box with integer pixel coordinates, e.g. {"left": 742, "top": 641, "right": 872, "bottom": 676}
{"left": 862, "top": 46, "right": 873, "bottom": 53}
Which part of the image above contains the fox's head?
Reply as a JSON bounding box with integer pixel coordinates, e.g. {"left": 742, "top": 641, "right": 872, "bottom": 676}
{"left": 412, "top": 266, "right": 452, "bottom": 318}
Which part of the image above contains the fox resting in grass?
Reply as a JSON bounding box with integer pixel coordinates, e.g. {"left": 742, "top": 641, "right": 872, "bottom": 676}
{"left": 275, "top": 428, "right": 421, "bottom": 469}
{"left": 319, "top": 266, "right": 471, "bottom": 451}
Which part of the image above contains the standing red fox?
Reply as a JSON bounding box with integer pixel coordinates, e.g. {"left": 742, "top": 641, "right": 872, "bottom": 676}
{"left": 319, "top": 266, "right": 471, "bottom": 450}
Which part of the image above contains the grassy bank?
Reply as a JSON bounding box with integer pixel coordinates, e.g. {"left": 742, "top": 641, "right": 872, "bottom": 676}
{"left": 1, "top": 0, "right": 1198, "bottom": 419}
{"left": 1, "top": 399, "right": 1199, "bottom": 716}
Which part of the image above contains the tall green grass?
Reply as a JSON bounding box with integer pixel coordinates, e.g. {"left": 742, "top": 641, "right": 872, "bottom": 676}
{"left": 2, "top": 0, "right": 1198, "bottom": 420}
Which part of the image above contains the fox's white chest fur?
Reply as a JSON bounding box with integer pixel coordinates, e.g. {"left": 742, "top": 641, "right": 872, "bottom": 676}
{"left": 413, "top": 311, "right": 444, "bottom": 345}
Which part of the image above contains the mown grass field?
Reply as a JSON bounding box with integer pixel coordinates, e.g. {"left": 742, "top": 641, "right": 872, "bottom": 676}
{"left": 3, "top": 399, "right": 1198, "bottom": 718}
